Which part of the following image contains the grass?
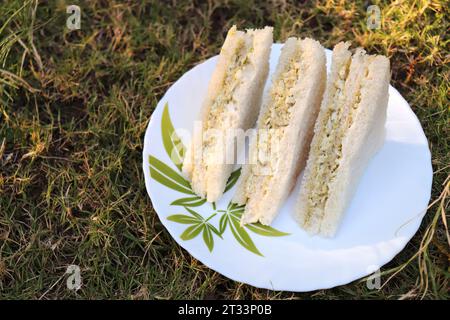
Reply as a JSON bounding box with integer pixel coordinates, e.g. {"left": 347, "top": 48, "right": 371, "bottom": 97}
{"left": 0, "top": 0, "right": 448, "bottom": 299}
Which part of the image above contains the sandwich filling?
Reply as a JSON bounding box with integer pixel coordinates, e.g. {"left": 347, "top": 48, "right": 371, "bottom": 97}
{"left": 302, "top": 53, "right": 371, "bottom": 227}
{"left": 202, "top": 35, "right": 254, "bottom": 164}
{"left": 242, "top": 45, "right": 306, "bottom": 203}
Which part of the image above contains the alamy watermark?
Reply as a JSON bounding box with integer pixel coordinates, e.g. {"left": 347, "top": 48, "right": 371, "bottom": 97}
{"left": 66, "top": 264, "right": 82, "bottom": 291}
{"left": 366, "top": 5, "right": 381, "bottom": 30}
{"left": 366, "top": 265, "right": 381, "bottom": 290}
{"left": 174, "top": 122, "right": 285, "bottom": 176}
{"left": 66, "top": 5, "right": 81, "bottom": 30}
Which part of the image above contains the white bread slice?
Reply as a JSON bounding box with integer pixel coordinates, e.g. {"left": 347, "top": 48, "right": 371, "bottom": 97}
{"left": 294, "top": 42, "right": 390, "bottom": 237}
{"left": 233, "top": 37, "right": 327, "bottom": 225}
{"left": 182, "top": 26, "right": 273, "bottom": 202}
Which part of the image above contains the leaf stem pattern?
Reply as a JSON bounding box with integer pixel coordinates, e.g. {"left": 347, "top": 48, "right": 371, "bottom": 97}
{"left": 151, "top": 103, "right": 290, "bottom": 255}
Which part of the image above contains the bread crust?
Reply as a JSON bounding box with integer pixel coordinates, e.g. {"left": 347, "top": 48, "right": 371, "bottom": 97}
{"left": 234, "top": 38, "right": 327, "bottom": 225}
{"left": 182, "top": 26, "right": 273, "bottom": 202}
{"left": 294, "top": 42, "right": 390, "bottom": 237}
{"left": 320, "top": 55, "right": 390, "bottom": 236}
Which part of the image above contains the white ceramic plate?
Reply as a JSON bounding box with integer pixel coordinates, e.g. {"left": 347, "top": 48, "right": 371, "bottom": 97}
{"left": 142, "top": 44, "right": 432, "bottom": 292}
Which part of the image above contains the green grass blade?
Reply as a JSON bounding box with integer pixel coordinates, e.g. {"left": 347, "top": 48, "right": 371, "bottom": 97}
{"left": 0, "top": 0, "right": 30, "bottom": 36}
{"left": 161, "top": 102, "right": 185, "bottom": 170}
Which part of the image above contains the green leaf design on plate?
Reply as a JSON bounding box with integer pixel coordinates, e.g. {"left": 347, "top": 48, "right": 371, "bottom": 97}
{"left": 245, "top": 223, "right": 290, "bottom": 237}
{"left": 228, "top": 213, "right": 263, "bottom": 256}
{"left": 153, "top": 107, "right": 289, "bottom": 256}
{"left": 170, "top": 196, "right": 206, "bottom": 207}
{"left": 180, "top": 223, "right": 204, "bottom": 240}
{"left": 167, "top": 214, "right": 199, "bottom": 224}
{"left": 227, "top": 202, "right": 245, "bottom": 211}
{"left": 229, "top": 208, "right": 245, "bottom": 216}
{"left": 219, "top": 214, "right": 228, "bottom": 235}
{"left": 149, "top": 155, "right": 194, "bottom": 194}
{"left": 229, "top": 207, "right": 290, "bottom": 237}
{"left": 202, "top": 227, "right": 214, "bottom": 252}
{"left": 224, "top": 168, "right": 241, "bottom": 193}
{"left": 207, "top": 223, "right": 222, "bottom": 238}
{"left": 184, "top": 207, "right": 205, "bottom": 220}
{"left": 171, "top": 208, "right": 222, "bottom": 252}
{"left": 161, "top": 102, "right": 185, "bottom": 170}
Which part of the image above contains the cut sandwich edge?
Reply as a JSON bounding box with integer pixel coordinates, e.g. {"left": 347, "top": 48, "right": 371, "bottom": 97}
{"left": 236, "top": 37, "right": 327, "bottom": 226}
{"left": 294, "top": 43, "right": 390, "bottom": 237}
{"left": 182, "top": 26, "right": 273, "bottom": 202}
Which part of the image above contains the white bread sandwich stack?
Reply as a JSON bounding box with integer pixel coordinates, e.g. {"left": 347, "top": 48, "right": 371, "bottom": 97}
{"left": 294, "top": 42, "right": 391, "bottom": 237}
{"left": 182, "top": 26, "right": 273, "bottom": 202}
{"left": 233, "top": 37, "right": 327, "bottom": 225}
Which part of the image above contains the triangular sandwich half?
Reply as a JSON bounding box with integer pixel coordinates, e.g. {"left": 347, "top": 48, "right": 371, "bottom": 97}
{"left": 294, "top": 42, "right": 390, "bottom": 237}
{"left": 233, "top": 37, "right": 326, "bottom": 225}
{"left": 182, "top": 26, "right": 273, "bottom": 202}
